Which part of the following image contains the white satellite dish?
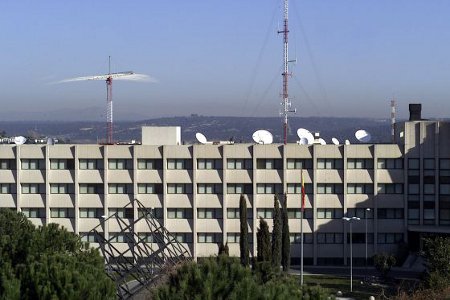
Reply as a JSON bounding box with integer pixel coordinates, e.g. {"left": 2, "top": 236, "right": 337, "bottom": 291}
{"left": 355, "top": 129, "right": 372, "bottom": 143}
{"left": 297, "top": 128, "right": 314, "bottom": 145}
{"left": 298, "top": 137, "right": 308, "bottom": 145}
{"left": 252, "top": 130, "right": 273, "bottom": 145}
{"left": 195, "top": 132, "right": 209, "bottom": 144}
{"left": 318, "top": 138, "right": 327, "bottom": 145}
{"left": 14, "top": 136, "right": 27, "bottom": 145}
{"left": 345, "top": 139, "right": 351, "bottom": 145}
{"left": 331, "top": 137, "right": 339, "bottom": 145}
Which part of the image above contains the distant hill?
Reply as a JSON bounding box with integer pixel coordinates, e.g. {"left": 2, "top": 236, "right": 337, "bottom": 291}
{"left": 0, "top": 116, "right": 392, "bottom": 144}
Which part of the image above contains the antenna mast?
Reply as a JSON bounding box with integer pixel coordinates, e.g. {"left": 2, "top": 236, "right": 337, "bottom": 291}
{"left": 391, "top": 98, "right": 396, "bottom": 143}
{"left": 278, "top": 0, "right": 296, "bottom": 144}
{"left": 106, "top": 56, "right": 113, "bottom": 144}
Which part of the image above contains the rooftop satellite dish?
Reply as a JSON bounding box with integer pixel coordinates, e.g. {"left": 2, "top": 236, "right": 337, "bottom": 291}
{"left": 195, "top": 132, "right": 209, "bottom": 144}
{"left": 345, "top": 139, "right": 351, "bottom": 145}
{"left": 318, "top": 138, "right": 327, "bottom": 145}
{"left": 297, "top": 128, "right": 314, "bottom": 145}
{"left": 252, "top": 130, "right": 273, "bottom": 145}
{"left": 298, "top": 137, "right": 308, "bottom": 145}
{"left": 47, "top": 138, "right": 54, "bottom": 145}
{"left": 331, "top": 137, "right": 339, "bottom": 145}
{"left": 355, "top": 129, "right": 372, "bottom": 143}
{"left": 14, "top": 136, "right": 26, "bottom": 145}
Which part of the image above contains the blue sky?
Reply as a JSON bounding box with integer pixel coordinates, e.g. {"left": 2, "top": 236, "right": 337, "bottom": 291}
{"left": 1, "top": 0, "right": 450, "bottom": 120}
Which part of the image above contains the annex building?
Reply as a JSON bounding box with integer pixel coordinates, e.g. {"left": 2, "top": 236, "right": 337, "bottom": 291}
{"left": 1, "top": 104, "right": 449, "bottom": 266}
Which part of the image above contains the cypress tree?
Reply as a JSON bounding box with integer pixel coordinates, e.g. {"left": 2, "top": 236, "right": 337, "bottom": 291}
{"left": 257, "top": 218, "right": 271, "bottom": 262}
{"left": 271, "top": 195, "right": 282, "bottom": 268}
{"left": 281, "top": 194, "right": 290, "bottom": 272}
{"left": 239, "top": 194, "right": 249, "bottom": 267}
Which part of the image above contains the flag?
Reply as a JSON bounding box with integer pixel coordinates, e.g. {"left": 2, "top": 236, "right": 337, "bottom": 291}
{"left": 301, "top": 169, "right": 305, "bottom": 212}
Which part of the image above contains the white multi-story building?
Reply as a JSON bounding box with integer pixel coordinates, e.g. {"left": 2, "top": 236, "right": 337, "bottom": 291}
{"left": 1, "top": 104, "right": 449, "bottom": 266}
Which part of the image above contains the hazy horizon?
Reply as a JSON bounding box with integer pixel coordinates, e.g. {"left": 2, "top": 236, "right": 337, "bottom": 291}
{"left": 2, "top": 0, "right": 450, "bottom": 121}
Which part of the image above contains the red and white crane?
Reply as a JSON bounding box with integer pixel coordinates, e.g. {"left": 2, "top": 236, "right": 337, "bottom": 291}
{"left": 59, "top": 57, "right": 155, "bottom": 144}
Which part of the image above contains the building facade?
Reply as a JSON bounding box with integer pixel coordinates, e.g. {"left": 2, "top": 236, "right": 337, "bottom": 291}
{"left": 1, "top": 115, "right": 449, "bottom": 265}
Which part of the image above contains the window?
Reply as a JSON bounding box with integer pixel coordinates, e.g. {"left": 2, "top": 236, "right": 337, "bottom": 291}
{"left": 0, "top": 184, "right": 12, "bottom": 194}
{"left": 290, "top": 233, "right": 313, "bottom": 244}
{"left": 138, "top": 233, "right": 157, "bottom": 243}
{"left": 287, "top": 183, "right": 313, "bottom": 194}
{"left": 198, "top": 208, "right": 222, "bottom": 219}
{"left": 79, "top": 208, "right": 101, "bottom": 218}
{"left": 227, "top": 159, "right": 252, "bottom": 170}
{"left": 287, "top": 208, "right": 313, "bottom": 219}
{"left": 377, "top": 158, "right": 403, "bottom": 169}
{"left": 167, "top": 159, "right": 191, "bottom": 170}
{"left": 347, "top": 184, "right": 373, "bottom": 194}
{"left": 108, "top": 208, "right": 133, "bottom": 219}
{"left": 440, "top": 184, "right": 450, "bottom": 195}
{"left": 317, "top": 233, "right": 343, "bottom": 244}
{"left": 286, "top": 159, "right": 313, "bottom": 169}
{"left": 377, "top": 183, "right": 403, "bottom": 194}
{"left": 227, "top": 208, "right": 252, "bottom": 219}
{"left": 347, "top": 158, "right": 373, "bottom": 169}
{"left": 317, "top": 159, "right": 343, "bottom": 169}
{"left": 109, "top": 233, "right": 132, "bottom": 243}
{"left": 167, "top": 184, "right": 192, "bottom": 194}
{"left": 408, "top": 158, "right": 420, "bottom": 170}
{"left": 256, "top": 159, "right": 283, "bottom": 170}
{"left": 227, "top": 233, "right": 240, "bottom": 243}
{"left": 227, "top": 184, "right": 252, "bottom": 194}
{"left": 347, "top": 208, "right": 373, "bottom": 219}
{"left": 79, "top": 159, "right": 101, "bottom": 170}
{"left": 50, "top": 208, "right": 71, "bottom": 218}
{"left": 440, "top": 159, "right": 450, "bottom": 170}
{"left": 21, "top": 159, "right": 42, "bottom": 170}
{"left": 50, "top": 183, "right": 73, "bottom": 194}
{"left": 257, "top": 208, "right": 274, "bottom": 219}
{"left": 137, "top": 159, "right": 161, "bottom": 170}
{"left": 79, "top": 184, "right": 103, "bottom": 194}
{"left": 80, "top": 233, "right": 97, "bottom": 243}
{"left": 173, "top": 233, "right": 193, "bottom": 243}
{"left": 137, "top": 208, "right": 163, "bottom": 219}
{"left": 317, "top": 208, "right": 343, "bottom": 219}
{"left": 0, "top": 159, "right": 15, "bottom": 170}
{"left": 198, "top": 233, "right": 221, "bottom": 243}
{"left": 108, "top": 159, "right": 129, "bottom": 170}
{"left": 197, "top": 183, "right": 222, "bottom": 194}
{"left": 377, "top": 233, "right": 403, "bottom": 244}
{"left": 22, "top": 208, "right": 41, "bottom": 218}
{"left": 21, "top": 183, "right": 41, "bottom": 194}
{"left": 256, "top": 184, "right": 283, "bottom": 194}
{"left": 108, "top": 184, "right": 130, "bottom": 194}
{"left": 424, "top": 159, "right": 435, "bottom": 170}
{"left": 317, "top": 184, "right": 343, "bottom": 194}
{"left": 197, "top": 159, "right": 221, "bottom": 170}
{"left": 167, "top": 208, "right": 192, "bottom": 219}
{"left": 377, "top": 208, "right": 404, "bottom": 219}
{"left": 50, "top": 159, "right": 73, "bottom": 170}
{"left": 347, "top": 233, "right": 373, "bottom": 244}
{"left": 138, "top": 183, "right": 162, "bottom": 194}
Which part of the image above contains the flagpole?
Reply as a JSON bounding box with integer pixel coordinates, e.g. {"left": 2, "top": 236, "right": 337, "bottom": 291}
{"left": 300, "top": 169, "right": 304, "bottom": 286}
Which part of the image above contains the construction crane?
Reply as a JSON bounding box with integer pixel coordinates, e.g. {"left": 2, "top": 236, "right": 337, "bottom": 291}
{"left": 59, "top": 57, "right": 154, "bottom": 144}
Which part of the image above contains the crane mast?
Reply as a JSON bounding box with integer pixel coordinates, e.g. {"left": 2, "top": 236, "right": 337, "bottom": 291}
{"left": 279, "top": 0, "right": 295, "bottom": 144}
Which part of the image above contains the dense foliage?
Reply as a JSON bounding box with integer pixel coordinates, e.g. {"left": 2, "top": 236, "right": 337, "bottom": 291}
{"left": 271, "top": 195, "right": 282, "bottom": 268}
{"left": 0, "top": 209, "right": 115, "bottom": 300}
{"left": 239, "top": 194, "right": 250, "bottom": 267}
{"left": 373, "top": 252, "right": 396, "bottom": 278}
{"left": 257, "top": 218, "right": 271, "bottom": 262}
{"left": 281, "top": 194, "right": 290, "bottom": 272}
{"left": 423, "top": 236, "right": 450, "bottom": 290}
{"left": 154, "top": 255, "right": 331, "bottom": 300}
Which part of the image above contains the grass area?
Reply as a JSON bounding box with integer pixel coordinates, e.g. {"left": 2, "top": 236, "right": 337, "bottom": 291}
{"left": 303, "top": 275, "right": 399, "bottom": 299}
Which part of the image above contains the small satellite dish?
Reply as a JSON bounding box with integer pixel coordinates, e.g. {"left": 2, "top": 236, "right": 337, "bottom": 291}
{"left": 14, "top": 136, "right": 27, "bottom": 145}
{"left": 252, "top": 130, "right": 273, "bottom": 144}
{"left": 355, "top": 129, "right": 372, "bottom": 143}
{"left": 345, "top": 139, "right": 351, "bottom": 145}
{"left": 195, "top": 132, "right": 208, "bottom": 144}
{"left": 331, "top": 137, "right": 339, "bottom": 145}
{"left": 318, "top": 138, "right": 327, "bottom": 145}
{"left": 297, "top": 128, "right": 314, "bottom": 145}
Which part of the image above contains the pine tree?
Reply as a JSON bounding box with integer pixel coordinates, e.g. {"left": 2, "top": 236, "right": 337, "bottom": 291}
{"left": 257, "top": 218, "right": 271, "bottom": 262}
{"left": 239, "top": 194, "right": 249, "bottom": 267}
{"left": 281, "top": 194, "right": 290, "bottom": 272}
{"left": 271, "top": 195, "right": 282, "bottom": 268}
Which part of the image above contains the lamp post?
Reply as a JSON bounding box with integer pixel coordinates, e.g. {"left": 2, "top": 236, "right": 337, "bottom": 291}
{"left": 365, "top": 208, "right": 371, "bottom": 279}
{"left": 343, "top": 216, "right": 360, "bottom": 292}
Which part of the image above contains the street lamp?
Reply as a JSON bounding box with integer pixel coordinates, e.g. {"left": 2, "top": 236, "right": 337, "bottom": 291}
{"left": 365, "top": 208, "right": 371, "bottom": 279}
{"left": 343, "top": 216, "right": 360, "bottom": 292}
